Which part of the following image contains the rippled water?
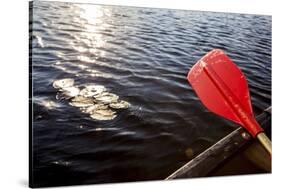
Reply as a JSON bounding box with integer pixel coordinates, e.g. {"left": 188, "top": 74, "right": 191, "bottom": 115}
{"left": 30, "top": 1, "right": 271, "bottom": 187}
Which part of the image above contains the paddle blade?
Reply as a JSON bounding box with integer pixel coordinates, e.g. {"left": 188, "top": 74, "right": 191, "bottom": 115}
{"left": 187, "top": 49, "right": 253, "bottom": 126}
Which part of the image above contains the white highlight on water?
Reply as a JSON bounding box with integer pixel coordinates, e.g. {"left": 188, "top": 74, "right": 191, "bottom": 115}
{"left": 35, "top": 35, "right": 44, "bottom": 48}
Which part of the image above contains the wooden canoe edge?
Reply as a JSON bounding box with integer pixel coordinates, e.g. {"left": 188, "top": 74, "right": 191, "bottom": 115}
{"left": 165, "top": 107, "right": 271, "bottom": 180}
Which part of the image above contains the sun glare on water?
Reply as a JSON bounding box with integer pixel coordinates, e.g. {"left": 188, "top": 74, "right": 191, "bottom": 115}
{"left": 61, "top": 4, "right": 113, "bottom": 77}
{"left": 74, "top": 4, "right": 108, "bottom": 49}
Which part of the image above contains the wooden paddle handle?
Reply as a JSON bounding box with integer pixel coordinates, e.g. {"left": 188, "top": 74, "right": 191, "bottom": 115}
{"left": 257, "top": 132, "right": 272, "bottom": 156}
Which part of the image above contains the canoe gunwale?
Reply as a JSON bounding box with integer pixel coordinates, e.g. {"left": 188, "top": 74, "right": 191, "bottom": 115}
{"left": 165, "top": 107, "right": 271, "bottom": 180}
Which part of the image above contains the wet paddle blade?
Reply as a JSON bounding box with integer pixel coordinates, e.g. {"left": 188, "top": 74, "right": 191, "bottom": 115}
{"left": 187, "top": 49, "right": 253, "bottom": 126}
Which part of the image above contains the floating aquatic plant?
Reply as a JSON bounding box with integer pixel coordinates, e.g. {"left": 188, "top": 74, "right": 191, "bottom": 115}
{"left": 53, "top": 78, "right": 130, "bottom": 121}
{"left": 53, "top": 78, "right": 75, "bottom": 89}
{"left": 79, "top": 85, "right": 106, "bottom": 97}
{"left": 69, "top": 96, "right": 95, "bottom": 107}
{"left": 109, "top": 100, "right": 130, "bottom": 109}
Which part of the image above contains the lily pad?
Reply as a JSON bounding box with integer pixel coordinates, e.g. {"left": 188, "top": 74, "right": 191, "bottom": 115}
{"left": 53, "top": 78, "right": 75, "bottom": 89}
{"left": 60, "top": 86, "right": 80, "bottom": 98}
{"left": 109, "top": 100, "right": 130, "bottom": 109}
{"left": 81, "top": 104, "right": 108, "bottom": 114}
{"left": 53, "top": 79, "right": 130, "bottom": 121}
{"left": 69, "top": 96, "right": 95, "bottom": 107}
{"left": 79, "top": 85, "right": 106, "bottom": 97}
{"left": 95, "top": 92, "right": 119, "bottom": 104}
{"left": 90, "top": 109, "right": 117, "bottom": 121}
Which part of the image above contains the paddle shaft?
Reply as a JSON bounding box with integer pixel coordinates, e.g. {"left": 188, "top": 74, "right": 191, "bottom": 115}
{"left": 202, "top": 62, "right": 272, "bottom": 155}
{"left": 257, "top": 132, "right": 272, "bottom": 155}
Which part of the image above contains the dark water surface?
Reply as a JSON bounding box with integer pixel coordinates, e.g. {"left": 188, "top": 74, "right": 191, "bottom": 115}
{"left": 30, "top": 1, "right": 271, "bottom": 187}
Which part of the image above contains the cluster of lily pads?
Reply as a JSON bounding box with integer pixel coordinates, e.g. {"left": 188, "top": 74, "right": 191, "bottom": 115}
{"left": 53, "top": 78, "right": 130, "bottom": 121}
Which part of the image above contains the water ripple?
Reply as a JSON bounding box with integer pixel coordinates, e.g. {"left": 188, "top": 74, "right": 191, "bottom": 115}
{"left": 31, "top": 1, "right": 271, "bottom": 186}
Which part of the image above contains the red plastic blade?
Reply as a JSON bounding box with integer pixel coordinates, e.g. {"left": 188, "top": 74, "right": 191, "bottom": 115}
{"left": 187, "top": 49, "right": 263, "bottom": 137}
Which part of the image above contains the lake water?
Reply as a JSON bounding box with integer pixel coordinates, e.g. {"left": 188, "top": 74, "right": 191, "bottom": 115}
{"left": 30, "top": 1, "right": 271, "bottom": 187}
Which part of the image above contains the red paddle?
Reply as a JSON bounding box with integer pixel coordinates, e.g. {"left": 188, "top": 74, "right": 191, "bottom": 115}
{"left": 187, "top": 49, "right": 272, "bottom": 155}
